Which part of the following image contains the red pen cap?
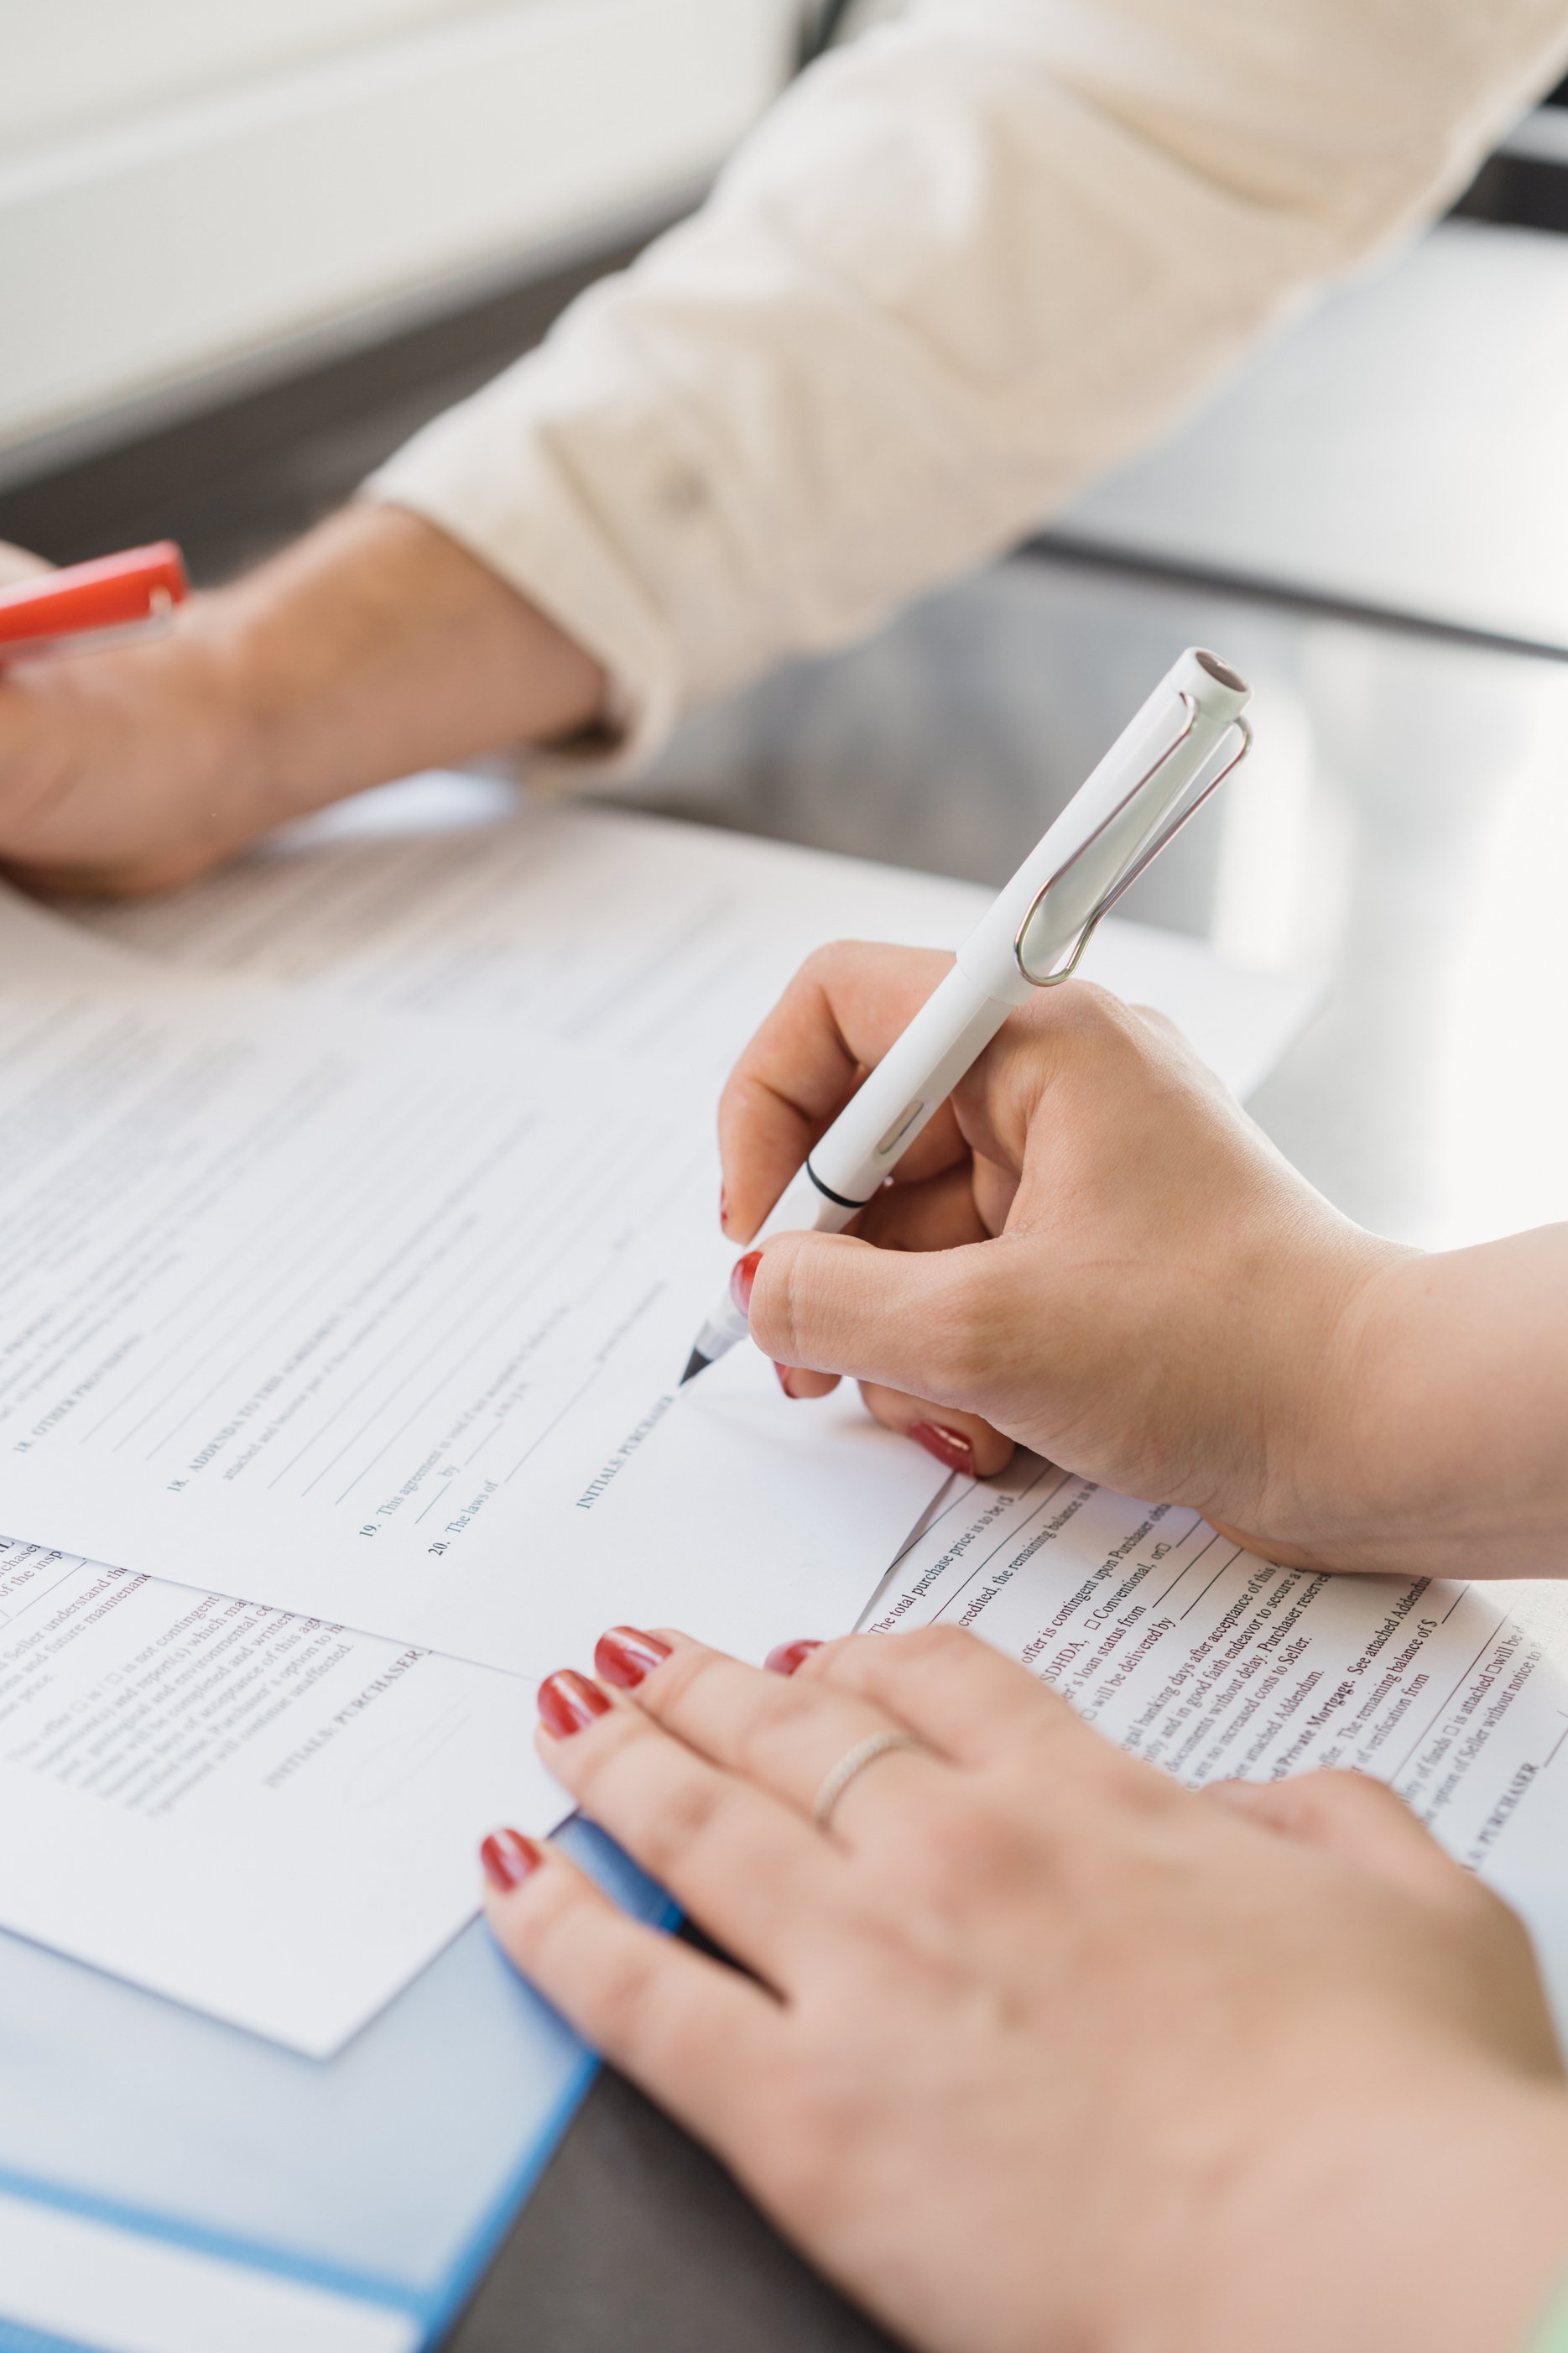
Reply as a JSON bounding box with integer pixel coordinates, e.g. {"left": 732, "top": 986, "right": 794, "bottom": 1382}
{"left": 0, "top": 542, "right": 188, "bottom": 656}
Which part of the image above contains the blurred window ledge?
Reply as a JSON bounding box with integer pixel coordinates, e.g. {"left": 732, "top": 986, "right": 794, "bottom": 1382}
{"left": 0, "top": 0, "right": 800, "bottom": 490}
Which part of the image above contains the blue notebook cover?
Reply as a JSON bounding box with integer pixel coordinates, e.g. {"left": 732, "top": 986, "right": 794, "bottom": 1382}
{"left": 0, "top": 1818, "right": 669, "bottom": 2352}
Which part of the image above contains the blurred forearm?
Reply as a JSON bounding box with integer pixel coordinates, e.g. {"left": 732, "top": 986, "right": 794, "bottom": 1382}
{"left": 1331, "top": 1227, "right": 1568, "bottom": 1582}
{"left": 0, "top": 503, "right": 605, "bottom": 895}
{"left": 201, "top": 503, "right": 607, "bottom": 812}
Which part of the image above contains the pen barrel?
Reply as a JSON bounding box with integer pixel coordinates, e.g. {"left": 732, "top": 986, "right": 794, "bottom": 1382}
{"left": 758, "top": 1163, "right": 846, "bottom": 1241}
{"left": 806, "top": 963, "right": 1013, "bottom": 1208}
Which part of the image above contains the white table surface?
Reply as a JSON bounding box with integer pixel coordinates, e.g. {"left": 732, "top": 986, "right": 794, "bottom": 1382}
{"left": 1055, "top": 218, "right": 1568, "bottom": 650}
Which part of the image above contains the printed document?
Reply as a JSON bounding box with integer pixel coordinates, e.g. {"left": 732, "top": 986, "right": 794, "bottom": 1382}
{"left": 0, "top": 797, "right": 1324, "bottom": 2044}
{"left": 0, "top": 890, "right": 940, "bottom": 1674}
{"left": 869, "top": 1458, "right": 1568, "bottom": 2012}
{"left": 2, "top": 795, "right": 1317, "bottom": 1675}
{"left": 0, "top": 1536, "right": 563, "bottom": 2052}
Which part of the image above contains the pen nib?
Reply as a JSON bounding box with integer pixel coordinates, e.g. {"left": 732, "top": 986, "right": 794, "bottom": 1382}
{"left": 680, "top": 1348, "right": 711, "bottom": 1386}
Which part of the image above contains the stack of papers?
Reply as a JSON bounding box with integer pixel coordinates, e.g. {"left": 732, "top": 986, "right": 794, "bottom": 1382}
{"left": 865, "top": 1462, "right": 1568, "bottom": 2023}
{"left": 0, "top": 778, "right": 1322, "bottom": 2054}
{"left": 0, "top": 1818, "right": 671, "bottom": 2353}
{"left": 8, "top": 785, "right": 1568, "bottom": 2353}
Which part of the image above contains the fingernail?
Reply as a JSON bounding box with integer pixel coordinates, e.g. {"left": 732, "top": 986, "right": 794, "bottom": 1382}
{"left": 909, "top": 1422, "right": 975, "bottom": 1474}
{"left": 774, "top": 1362, "right": 800, "bottom": 1399}
{"left": 481, "top": 1828, "right": 544, "bottom": 1891}
{"left": 538, "top": 1669, "right": 612, "bottom": 1738}
{"left": 765, "top": 1639, "right": 821, "bottom": 1677}
{"left": 730, "top": 1250, "right": 763, "bottom": 1317}
{"left": 594, "top": 1625, "right": 672, "bottom": 1691}
{"left": 719, "top": 1185, "right": 729, "bottom": 1234}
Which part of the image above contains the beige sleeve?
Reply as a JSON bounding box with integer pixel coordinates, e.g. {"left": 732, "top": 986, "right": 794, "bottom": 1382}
{"left": 367, "top": 0, "right": 1568, "bottom": 775}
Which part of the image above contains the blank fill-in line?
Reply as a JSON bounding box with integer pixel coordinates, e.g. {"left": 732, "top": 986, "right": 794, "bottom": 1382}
{"left": 1149, "top": 1521, "right": 1222, "bottom": 1612}
{"left": 503, "top": 1365, "right": 605, "bottom": 1484}
{"left": 320, "top": 1115, "right": 673, "bottom": 1505}
{"left": 1177, "top": 1545, "right": 1242, "bottom": 1623}
{"left": 930, "top": 1467, "right": 1080, "bottom": 1625}
{"left": 1387, "top": 1617, "right": 1508, "bottom": 1787}
{"left": 315, "top": 1140, "right": 633, "bottom": 1504}
{"left": 104, "top": 1076, "right": 453, "bottom": 1452}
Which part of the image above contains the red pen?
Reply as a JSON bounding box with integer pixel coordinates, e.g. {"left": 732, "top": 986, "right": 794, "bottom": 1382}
{"left": 0, "top": 542, "right": 188, "bottom": 663}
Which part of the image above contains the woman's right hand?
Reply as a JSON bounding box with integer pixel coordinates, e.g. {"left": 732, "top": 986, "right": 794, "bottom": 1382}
{"left": 718, "top": 942, "right": 1409, "bottom": 1573}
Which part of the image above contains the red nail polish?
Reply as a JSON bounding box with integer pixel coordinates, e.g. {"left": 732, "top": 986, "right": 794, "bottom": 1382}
{"left": 765, "top": 1639, "right": 822, "bottom": 1677}
{"left": 538, "top": 1669, "right": 612, "bottom": 1737}
{"left": 594, "top": 1625, "right": 672, "bottom": 1690}
{"left": 481, "top": 1828, "right": 544, "bottom": 1891}
{"left": 774, "top": 1362, "right": 799, "bottom": 1399}
{"left": 719, "top": 1185, "right": 729, "bottom": 1234}
{"left": 909, "top": 1422, "right": 975, "bottom": 1474}
{"left": 730, "top": 1250, "right": 763, "bottom": 1317}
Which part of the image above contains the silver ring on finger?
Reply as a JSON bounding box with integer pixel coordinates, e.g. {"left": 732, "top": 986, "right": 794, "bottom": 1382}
{"left": 811, "top": 1729, "right": 926, "bottom": 1830}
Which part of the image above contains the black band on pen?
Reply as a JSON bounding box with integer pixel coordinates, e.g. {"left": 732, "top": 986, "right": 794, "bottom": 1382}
{"left": 805, "top": 1160, "right": 875, "bottom": 1213}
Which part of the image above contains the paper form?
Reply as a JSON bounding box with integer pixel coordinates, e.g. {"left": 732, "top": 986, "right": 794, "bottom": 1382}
{"left": 0, "top": 798, "right": 1321, "bottom": 2045}
{"left": 0, "top": 1534, "right": 567, "bottom": 2053}
{"left": 867, "top": 1457, "right": 1568, "bottom": 2016}
{"left": 75, "top": 777, "right": 1322, "bottom": 1105}
{"left": 0, "top": 889, "right": 942, "bottom": 1676}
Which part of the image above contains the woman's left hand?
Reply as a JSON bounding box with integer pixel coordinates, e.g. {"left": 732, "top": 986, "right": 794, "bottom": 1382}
{"left": 482, "top": 1623, "right": 1568, "bottom": 2353}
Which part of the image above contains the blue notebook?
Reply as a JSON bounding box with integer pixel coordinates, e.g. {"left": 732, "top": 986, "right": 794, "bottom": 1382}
{"left": 0, "top": 1819, "right": 669, "bottom": 2353}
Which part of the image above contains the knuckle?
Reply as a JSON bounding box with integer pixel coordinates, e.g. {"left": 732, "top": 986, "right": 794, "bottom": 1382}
{"left": 769, "top": 1234, "right": 824, "bottom": 1365}
{"left": 579, "top": 1938, "right": 674, "bottom": 2058}
{"left": 912, "top": 1787, "right": 1029, "bottom": 1893}
{"left": 1416, "top": 1873, "right": 1549, "bottom": 2043}
{"left": 509, "top": 1885, "right": 716, "bottom": 2079}
{"left": 727, "top": 1683, "right": 811, "bottom": 1780}
{"left": 1059, "top": 978, "right": 1143, "bottom": 1050}
{"left": 1315, "top": 1770, "right": 1406, "bottom": 1822}
{"left": 499, "top": 1853, "right": 586, "bottom": 1966}
{"left": 888, "top": 1623, "right": 976, "bottom": 1678}
{"left": 1066, "top": 978, "right": 1131, "bottom": 1030}
{"left": 878, "top": 1788, "right": 1048, "bottom": 1938}
{"left": 799, "top": 940, "right": 851, "bottom": 990}
{"left": 628, "top": 1766, "right": 733, "bottom": 1881}
{"left": 647, "top": 1646, "right": 801, "bottom": 1769}
{"left": 1009, "top": 978, "right": 1146, "bottom": 1083}
{"left": 565, "top": 1704, "right": 654, "bottom": 1802}
{"left": 644, "top": 1641, "right": 725, "bottom": 1719}
{"left": 1432, "top": 1856, "right": 1517, "bottom": 1942}
{"left": 1453, "top": 1871, "right": 1515, "bottom": 1933}
{"left": 1128, "top": 1000, "right": 1183, "bottom": 1042}
{"left": 1304, "top": 1769, "right": 1434, "bottom": 1847}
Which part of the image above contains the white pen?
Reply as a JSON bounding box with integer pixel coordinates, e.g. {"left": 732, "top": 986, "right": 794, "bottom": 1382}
{"left": 680, "top": 646, "right": 1253, "bottom": 1384}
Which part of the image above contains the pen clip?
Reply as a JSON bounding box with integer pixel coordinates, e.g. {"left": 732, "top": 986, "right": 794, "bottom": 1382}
{"left": 1013, "top": 694, "right": 1253, "bottom": 989}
